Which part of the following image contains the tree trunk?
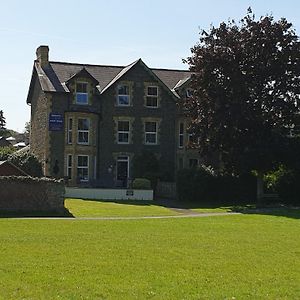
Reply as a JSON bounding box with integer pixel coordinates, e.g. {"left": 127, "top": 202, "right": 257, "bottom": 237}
{"left": 257, "top": 171, "right": 264, "bottom": 206}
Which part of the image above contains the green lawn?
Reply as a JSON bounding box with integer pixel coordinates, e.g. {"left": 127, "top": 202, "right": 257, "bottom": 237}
{"left": 0, "top": 207, "right": 299, "bottom": 299}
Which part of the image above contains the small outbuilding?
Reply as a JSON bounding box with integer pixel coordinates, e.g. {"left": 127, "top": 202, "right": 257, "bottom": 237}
{"left": 0, "top": 161, "right": 28, "bottom": 176}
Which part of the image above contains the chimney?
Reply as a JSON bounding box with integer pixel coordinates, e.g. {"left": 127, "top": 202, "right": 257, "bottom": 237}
{"left": 36, "top": 45, "right": 49, "bottom": 67}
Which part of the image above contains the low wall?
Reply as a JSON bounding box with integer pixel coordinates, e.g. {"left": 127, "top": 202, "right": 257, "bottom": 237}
{"left": 0, "top": 176, "right": 65, "bottom": 212}
{"left": 65, "top": 187, "right": 153, "bottom": 201}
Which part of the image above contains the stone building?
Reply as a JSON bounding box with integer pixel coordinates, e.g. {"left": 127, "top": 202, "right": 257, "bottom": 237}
{"left": 26, "top": 45, "right": 200, "bottom": 187}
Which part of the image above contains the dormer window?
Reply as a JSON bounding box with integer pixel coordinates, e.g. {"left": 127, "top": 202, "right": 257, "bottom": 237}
{"left": 76, "top": 82, "right": 88, "bottom": 105}
{"left": 146, "top": 86, "right": 158, "bottom": 107}
{"left": 117, "top": 84, "right": 130, "bottom": 106}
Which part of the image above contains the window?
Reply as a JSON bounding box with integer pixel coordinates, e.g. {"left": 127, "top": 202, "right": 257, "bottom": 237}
{"left": 117, "top": 121, "right": 130, "bottom": 144}
{"left": 117, "top": 84, "right": 130, "bottom": 106}
{"left": 146, "top": 86, "right": 158, "bottom": 107}
{"left": 189, "top": 159, "right": 198, "bottom": 168}
{"left": 145, "top": 121, "right": 157, "bottom": 145}
{"left": 188, "top": 133, "right": 197, "bottom": 144}
{"left": 77, "top": 118, "right": 89, "bottom": 144}
{"left": 67, "top": 118, "right": 73, "bottom": 144}
{"left": 77, "top": 155, "right": 89, "bottom": 181}
{"left": 67, "top": 154, "right": 72, "bottom": 179}
{"left": 186, "top": 88, "right": 193, "bottom": 98}
{"left": 76, "top": 82, "right": 88, "bottom": 105}
{"left": 179, "top": 122, "right": 184, "bottom": 148}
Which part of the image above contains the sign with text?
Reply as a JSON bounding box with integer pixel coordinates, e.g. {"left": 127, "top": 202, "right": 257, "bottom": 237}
{"left": 49, "top": 113, "right": 63, "bottom": 131}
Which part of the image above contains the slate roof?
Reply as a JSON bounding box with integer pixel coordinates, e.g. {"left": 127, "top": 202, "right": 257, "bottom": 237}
{"left": 28, "top": 58, "right": 191, "bottom": 102}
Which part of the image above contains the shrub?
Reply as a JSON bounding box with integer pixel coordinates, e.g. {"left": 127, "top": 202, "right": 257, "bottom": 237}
{"left": 275, "top": 168, "right": 300, "bottom": 206}
{"left": 8, "top": 149, "right": 43, "bottom": 177}
{"left": 132, "top": 150, "right": 160, "bottom": 188}
{"left": 0, "top": 146, "right": 15, "bottom": 161}
{"left": 132, "top": 178, "right": 151, "bottom": 190}
{"left": 177, "top": 166, "right": 256, "bottom": 205}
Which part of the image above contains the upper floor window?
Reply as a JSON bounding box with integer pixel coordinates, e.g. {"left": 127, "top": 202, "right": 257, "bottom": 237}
{"left": 179, "top": 122, "right": 184, "bottom": 148}
{"left": 76, "top": 82, "right": 88, "bottom": 105}
{"left": 117, "top": 120, "right": 130, "bottom": 144}
{"left": 145, "top": 121, "right": 158, "bottom": 145}
{"left": 146, "top": 86, "right": 158, "bottom": 107}
{"left": 117, "top": 84, "right": 130, "bottom": 106}
{"left": 77, "top": 118, "right": 90, "bottom": 144}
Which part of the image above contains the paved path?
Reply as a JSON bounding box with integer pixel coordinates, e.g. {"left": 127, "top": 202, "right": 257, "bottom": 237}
{"left": 16, "top": 212, "right": 241, "bottom": 220}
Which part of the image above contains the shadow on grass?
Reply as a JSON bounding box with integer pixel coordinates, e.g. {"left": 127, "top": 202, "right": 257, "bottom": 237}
{"left": 0, "top": 207, "right": 74, "bottom": 218}
{"left": 157, "top": 198, "right": 300, "bottom": 220}
{"left": 235, "top": 206, "right": 300, "bottom": 220}
{"left": 80, "top": 198, "right": 155, "bottom": 207}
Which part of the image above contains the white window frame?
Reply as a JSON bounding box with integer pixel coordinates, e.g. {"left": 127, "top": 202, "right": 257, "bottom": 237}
{"left": 117, "top": 120, "right": 130, "bottom": 144}
{"left": 179, "top": 122, "right": 184, "bottom": 148}
{"left": 145, "top": 121, "right": 158, "bottom": 145}
{"left": 117, "top": 84, "right": 130, "bottom": 106}
{"left": 75, "top": 82, "right": 89, "bottom": 105}
{"left": 67, "top": 154, "right": 72, "bottom": 179}
{"left": 77, "top": 155, "right": 89, "bottom": 182}
{"left": 67, "top": 117, "right": 73, "bottom": 144}
{"left": 77, "top": 118, "right": 90, "bottom": 145}
{"left": 146, "top": 86, "right": 158, "bottom": 108}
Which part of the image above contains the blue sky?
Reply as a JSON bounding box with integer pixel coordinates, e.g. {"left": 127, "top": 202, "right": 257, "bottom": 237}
{"left": 1, "top": 0, "right": 300, "bottom": 131}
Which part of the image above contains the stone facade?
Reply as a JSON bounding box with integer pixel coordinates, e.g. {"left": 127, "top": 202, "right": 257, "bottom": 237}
{"left": 27, "top": 46, "right": 197, "bottom": 187}
{"left": 0, "top": 176, "right": 65, "bottom": 212}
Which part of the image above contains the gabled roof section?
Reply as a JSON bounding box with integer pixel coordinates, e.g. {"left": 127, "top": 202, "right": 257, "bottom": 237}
{"left": 101, "top": 58, "right": 187, "bottom": 99}
{"left": 65, "top": 67, "right": 99, "bottom": 85}
{"left": 100, "top": 59, "right": 140, "bottom": 94}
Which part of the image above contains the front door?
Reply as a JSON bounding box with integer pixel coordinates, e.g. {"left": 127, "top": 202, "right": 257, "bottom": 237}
{"left": 116, "top": 156, "right": 129, "bottom": 187}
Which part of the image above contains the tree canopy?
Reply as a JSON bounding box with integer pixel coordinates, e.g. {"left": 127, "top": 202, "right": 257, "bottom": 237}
{"left": 184, "top": 9, "right": 300, "bottom": 177}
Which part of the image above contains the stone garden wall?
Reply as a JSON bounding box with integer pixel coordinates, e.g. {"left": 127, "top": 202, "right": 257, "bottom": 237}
{"left": 0, "top": 176, "right": 65, "bottom": 212}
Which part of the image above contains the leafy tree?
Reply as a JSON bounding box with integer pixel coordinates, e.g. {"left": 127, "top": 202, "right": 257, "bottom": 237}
{"left": 8, "top": 148, "right": 43, "bottom": 177}
{"left": 184, "top": 9, "right": 300, "bottom": 200}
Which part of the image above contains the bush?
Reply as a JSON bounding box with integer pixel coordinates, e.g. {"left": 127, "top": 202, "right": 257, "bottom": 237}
{"left": 132, "top": 178, "right": 152, "bottom": 190}
{"left": 177, "top": 166, "right": 256, "bottom": 205}
{"left": 132, "top": 150, "right": 160, "bottom": 188}
{"left": 8, "top": 150, "right": 43, "bottom": 177}
{"left": 0, "top": 146, "right": 15, "bottom": 161}
{"left": 275, "top": 168, "right": 300, "bottom": 206}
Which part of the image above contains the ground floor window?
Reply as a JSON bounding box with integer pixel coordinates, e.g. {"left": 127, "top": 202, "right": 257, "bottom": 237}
{"left": 77, "top": 155, "right": 89, "bottom": 181}
{"left": 189, "top": 158, "right": 198, "bottom": 168}
{"left": 67, "top": 154, "right": 72, "bottom": 179}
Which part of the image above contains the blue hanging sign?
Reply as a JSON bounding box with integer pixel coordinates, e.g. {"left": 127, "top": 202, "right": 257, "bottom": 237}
{"left": 49, "top": 113, "right": 64, "bottom": 131}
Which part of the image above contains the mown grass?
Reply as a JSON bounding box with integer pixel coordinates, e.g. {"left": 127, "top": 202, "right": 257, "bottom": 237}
{"left": 0, "top": 209, "right": 299, "bottom": 299}
{"left": 65, "top": 198, "right": 178, "bottom": 217}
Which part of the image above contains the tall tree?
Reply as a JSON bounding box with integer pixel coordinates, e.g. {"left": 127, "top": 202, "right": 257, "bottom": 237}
{"left": 0, "top": 110, "right": 7, "bottom": 137}
{"left": 184, "top": 9, "right": 300, "bottom": 200}
{"left": 0, "top": 110, "right": 6, "bottom": 130}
